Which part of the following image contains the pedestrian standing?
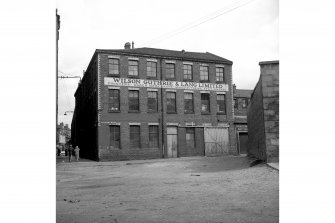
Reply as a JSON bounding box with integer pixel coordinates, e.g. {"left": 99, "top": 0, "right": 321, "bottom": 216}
{"left": 74, "top": 146, "right": 80, "bottom": 161}
{"left": 57, "top": 145, "right": 61, "bottom": 156}
{"left": 68, "top": 145, "right": 74, "bottom": 162}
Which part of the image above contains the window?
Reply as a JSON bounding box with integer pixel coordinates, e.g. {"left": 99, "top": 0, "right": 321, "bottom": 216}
{"left": 109, "top": 125, "right": 120, "bottom": 149}
{"left": 217, "top": 94, "right": 226, "bottom": 114}
{"left": 128, "top": 60, "right": 138, "bottom": 77}
{"left": 108, "top": 58, "right": 119, "bottom": 76}
{"left": 184, "top": 92, "right": 194, "bottom": 113}
{"left": 234, "top": 99, "right": 238, "bottom": 109}
{"left": 147, "top": 61, "right": 157, "bottom": 77}
{"left": 242, "top": 98, "right": 248, "bottom": 108}
{"left": 166, "top": 63, "right": 175, "bottom": 79}
{"left": 166, "top": 92, "right": 176, "bottom": 113}
{"left": 201, "top": 93, "right": 210, "bottom": 113}
{"left": 130, "top": 125, "right": 140, "bottom": 148}
{"left": 108, "top": 89, "right": 120, "bottom": 112}
{"left": 128, "top": 90, "right": 139, "bottom": 111}
{"left": 149, "top": 126, "right": 159, "bottom": 148}
{"left": 148, "top": 91, "right": 158, "bottom": 112}
{"left": 216, "top": 67, "right": 224, "bottom": 82}
{"left": 200, "top": 66, "right": 209, "bottom": 81}
{"left": 183, "top": 64, "right": 192, "bottom": 80}
{"left": 186, "top": 128, "right": 195, "bottom": 148}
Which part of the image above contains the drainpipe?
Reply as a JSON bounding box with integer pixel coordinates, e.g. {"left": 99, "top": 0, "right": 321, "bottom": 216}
{"left": 160, "top": 59, "right": 165, "bottom": 158}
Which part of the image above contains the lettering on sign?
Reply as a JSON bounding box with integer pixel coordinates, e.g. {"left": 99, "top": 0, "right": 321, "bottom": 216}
{"left": 104, "top": 77, "right": 229, "bottom": 92}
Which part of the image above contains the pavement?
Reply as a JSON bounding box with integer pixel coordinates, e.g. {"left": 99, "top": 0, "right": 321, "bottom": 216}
{"left": 267, "top": 162, "right": 279, "bottom": 171}
{"left": 57, "top": 155, "right": 279, "bottom": 223}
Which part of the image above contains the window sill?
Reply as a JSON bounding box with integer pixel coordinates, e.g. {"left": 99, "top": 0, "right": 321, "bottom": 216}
{"left": 201, "top": 112, "right": 211, "bottom": 115}
{"left": 216, "top": 81, "right": 225, "bottom": 84}
{"left": 200, "top": 80, "right": 210, "bottom": 83}
{"left": 184, "top": 111, "right": 195, "bottom": 114}
{"left": 127, "top": 76, "right": 139, "bottom": 79}
{"left": 183, "top": 79, "right": 193, "bottom": 82}
{"left": 166, "top": 111, "right": 177, "bottom": 114}
{"left": 216, "top": 112, "right": 226, "bottom": 115}
{"left": 128, "top": 110, "right": 140, "bottom": 113}
{"left": 108, "top": 110, "right": 121, "bottom": 113}
{"left": 146, "top": 76, "right": 158, "bottom": 80}
{"left": 165, "top": 78, "right": 176, "bottom": 81}
{"left": 148, "top": 111, "right": 158, "bottom": 113}
{"left": 107, "top": 74, "right": 120, "bottom": 77}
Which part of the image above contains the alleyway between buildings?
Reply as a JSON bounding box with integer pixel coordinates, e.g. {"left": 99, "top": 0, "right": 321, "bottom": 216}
{"left": 57, "top": 156, "right": 278, "bottom": 223}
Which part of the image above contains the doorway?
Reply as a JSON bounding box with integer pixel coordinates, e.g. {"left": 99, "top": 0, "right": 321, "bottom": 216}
{"left": 167, "top": 127, "right": 178, "bottom": 158}
{"left": 204, "top": 127, "right": 229, "bottom": 156}
{"left": 238, "top": 132, "right": 248, "bottom": 155}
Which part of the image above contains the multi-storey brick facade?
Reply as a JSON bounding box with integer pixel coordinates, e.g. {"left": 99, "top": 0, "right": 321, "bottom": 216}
{"left": 247, "top": 60, "right": 279, "bottom": 163}
{"left": 72, "top": 43, "right": 238, "bottom": 161}
{"left": 233, "top": 85, "right": 252, "bottom": 155}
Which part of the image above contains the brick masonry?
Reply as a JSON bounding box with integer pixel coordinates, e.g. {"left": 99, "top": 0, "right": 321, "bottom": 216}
{"left": 72, "top": 49, "right": 237, "bottom": 161}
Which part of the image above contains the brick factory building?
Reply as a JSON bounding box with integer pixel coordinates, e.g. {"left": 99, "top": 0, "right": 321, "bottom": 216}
{"left": 247, "top": 60, "right": 279, "bottom": 163}
{"left": 233, "top": 85, "right": 252, "bottom": 155}
{"left": 71, "top": 43, "right": 241, "bottom": 161}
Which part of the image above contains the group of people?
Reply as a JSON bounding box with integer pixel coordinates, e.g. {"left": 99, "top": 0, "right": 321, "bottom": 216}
{"left": 57, "top": 144, "right": 80, "bottom": 162}
{"left": 67, "top": 145, "right": 80, "bottom": 162}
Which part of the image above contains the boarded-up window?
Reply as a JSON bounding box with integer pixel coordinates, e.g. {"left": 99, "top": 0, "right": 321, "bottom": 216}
{"left": 108, "top": 58, "right": 119, "bottom": 76}
{"left": 166, "top": 63, "right": 175, "bottom": 79}
{"left": 128, "top": 60, "right": 138, "bottom": 76}
{"left": 148, "top": 91, "right": 158, "bottom": 112}
{"left": 184, "top": 92, "right": 194, "bottom": 113}
{"left": 149, "top": 125, "right": 159, "bottom": 148}
{"left": 201, "top": 93, "right": 210, "bottom": 113}
{"left": 167, "top": 92, "right": 176, "bottom": 113}
{"left": 186, "top": 128, "right": 195, "bottom": 148}
{"left": 109, "top": 125, "right": 120, "bottom": 149}
{"left": 217, "top": 94, "right": 226, "bottom": 114}
{"left": 108, "top": 89, "right": 120, "bottom": 112}
{"left": 130, "top": 125, "right": 140, "bottom": 148}
{"left": 129, "top": 90, "right": 139, "bottom": 111}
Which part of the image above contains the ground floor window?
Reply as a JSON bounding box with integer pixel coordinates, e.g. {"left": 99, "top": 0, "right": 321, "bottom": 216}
{"left": 130, "top": 125, "right": 141, "bottom": 148}
{"left": 109, "top": 125, "right": 120, "bottom": 149}
{"left": 149, "top": 125, "right": 159, "bottom": 148}
{"left": 186, "top": 128, "right": 195, "bottom": 148}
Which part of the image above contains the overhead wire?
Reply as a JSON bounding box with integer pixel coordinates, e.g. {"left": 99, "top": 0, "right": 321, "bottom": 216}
{"left": 139, "top": 0, "right": 256, "bottom": 47}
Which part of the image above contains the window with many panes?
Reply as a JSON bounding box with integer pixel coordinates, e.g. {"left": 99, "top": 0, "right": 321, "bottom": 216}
{"left": 201, "top": 93, "right": 210, "bottom": 113}
{"left": 147, "top": 91, "right": 158, "bottom": 112}
{"left": 128, "top": 90, "right": 139, "bottom": 111}
{"left": 108, "top": 58, "right": 119, "bottom": 76}
{"left": 166, "top": 92, "right": 176, "bottom": 113}
{"left": 149, "top": 125, "right": 159, "bottom": 148}
{"left": 217, "top": 94, "right": 226, "bottom": 114}
{"left": 186, "top": 128, "right": 195, "bottom": 148}
{"left": 108, "top": 89, "right": 120, "bottom": 112}
{"left": 109, "top": 125, "right": 120, "bottom": 149}
{"left": 147, "top": 61, "right": 157, "bottom": 77}
{"left": 130, "top": 125, "right": 140, "bottom": 148}
{"left": 165, "top": 63, "right": 175, "bottom": 79}
{"left": 200, "top": 66, "right": 209, "bottom": 81}
{"left": 128, "top": 60, "right": 138, "bottom": 77}
{"left": 216, "top": 67, "right": 224, "bottom": 82}
{"left": 183, "top": 64, "right": 192, "bottom": 80}
{"left": 184, "top": 92, "right": 194, "bottom": 113}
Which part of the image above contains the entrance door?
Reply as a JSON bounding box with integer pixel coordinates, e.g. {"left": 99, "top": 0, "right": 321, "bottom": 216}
{"left": 167, "top": 127, "right": 178, "bottom": 158}
{"left": 238, "top": 132, "right": 248, "bottom": 154}
{"left": 204, "top": 127, "right": 229, "bottom": 156}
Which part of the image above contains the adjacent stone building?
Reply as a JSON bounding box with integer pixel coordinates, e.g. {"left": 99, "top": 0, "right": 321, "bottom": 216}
{"left": 71, "top": 43, "right": 239, "bottom": 161}
{"left": 233, "top": 85, "right": 252, "bottom": 155}
{"left": 247, "top": 60, "right": 279, "bottom": 163}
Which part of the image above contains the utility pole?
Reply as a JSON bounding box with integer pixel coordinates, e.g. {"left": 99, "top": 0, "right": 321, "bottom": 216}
{"left": 56, "top": 9, "right": 60, "bottom": 143}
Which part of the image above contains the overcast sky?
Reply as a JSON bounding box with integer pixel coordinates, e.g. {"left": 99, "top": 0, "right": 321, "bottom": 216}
{"left": 56, "top": 0, "right": 278, "bottom": 126}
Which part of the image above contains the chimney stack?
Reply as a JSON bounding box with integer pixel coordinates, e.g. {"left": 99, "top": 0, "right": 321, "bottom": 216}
{"left": 132, "top": 41, "right": 134, "bottom": 49}
{"left": 124, "top": 42, "right": 131, "bottom": 49}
